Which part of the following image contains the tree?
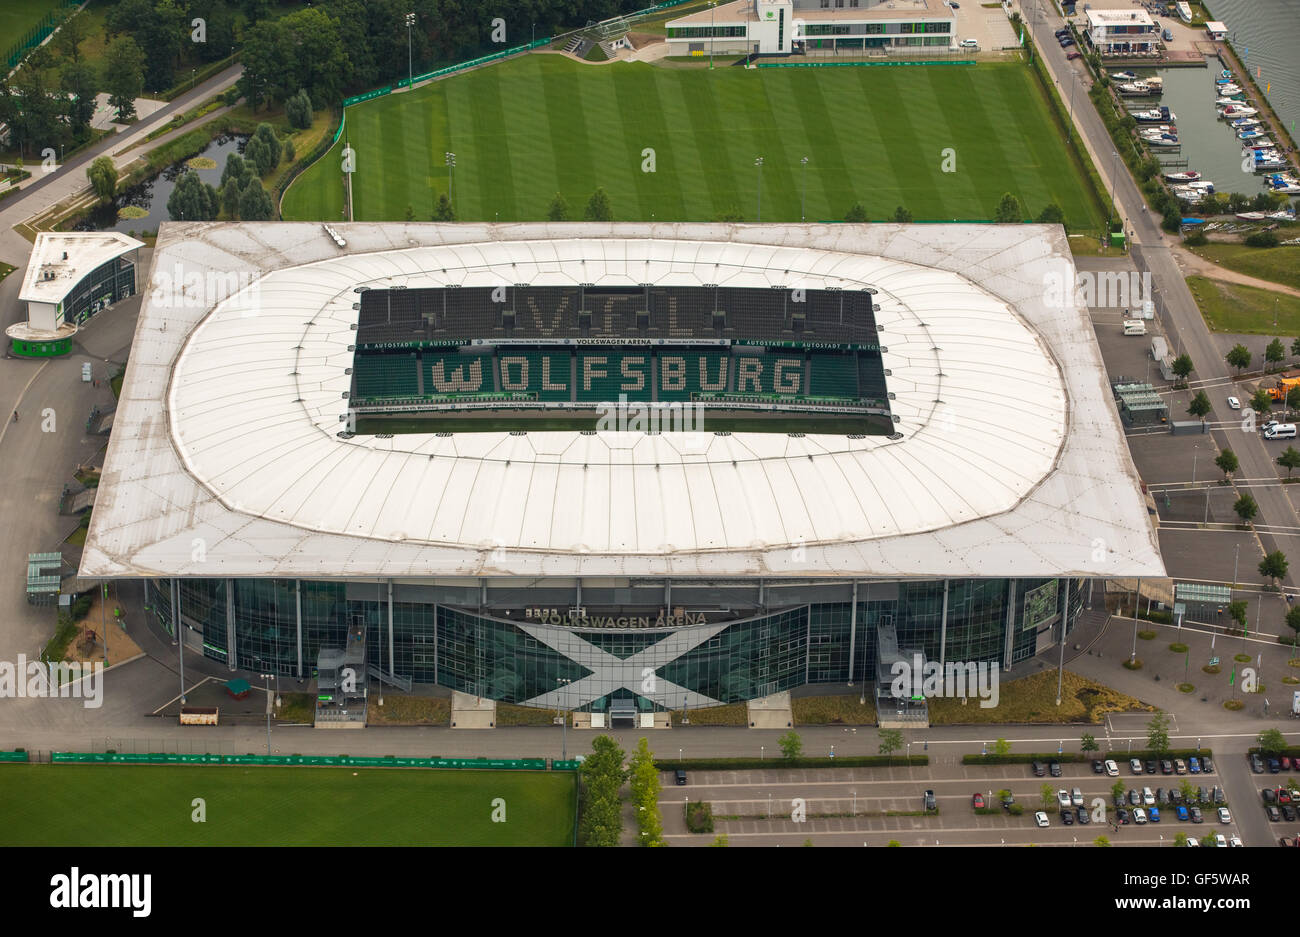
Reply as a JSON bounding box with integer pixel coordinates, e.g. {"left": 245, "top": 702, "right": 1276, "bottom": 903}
{"left": 1251, "top": 388, "right": 1273, "bottom": 416}
{"left": 221, "top": 153, "right": 250, "bottom": 191}
{"left": 1259, "top": 550, "right": 1289, "bottom": 586}
{"left": 994, "top": 192, "right": 1023, "bottom": 223}
{"left": 1287, "top": 604, "right": 1300, "bottom": 639}
{"left": 1228, "top": 599, "right": 1248, "bottom": 631}
{"left": 893, "top": 205, "right": 913, "bottom": 223}
{"left": 1287, "top": 385, "right": 1300, "bottom": 418}
{"left": 886, "top": 840, "right": 901, "bottom": 847}
{"left": 1226, "top": 343, "right": 1252, "bottom": 375}
{"left": 1186, "top": 390, "right": 1211, "bottom": 422}
{"left": 1173, "top": 832, "right": 1188, "bottom": 847}
{"left": 62, "top": 60, "right": 98, "bottom": 139}
{"left": 103, "top": 36, "right": 146, "bottom": 122}
{"left": 1111, "top": 780, "right": 1125, "bottom": 803}
{"left": 252, "top": 123, "right": 282, "bottom": 170}
{"left": 433, "top": 193, "right": 456, "bottom": 221}
{"left": 1291, "top": 337, "right": 1300, "bottom": 361}
{"left": 710, "top": 834, "right": 729, "bottom": 846}
{"left": 578, "top": 734, "right": 625, "bottom": 847}
{"left": 843, "top": 202, "right": 868, "bottom": 223}
{"left": 1171, "top": 354, "right": 1193, "bottom": 386}
{"left": 1081, "top": 734, "right": 1099, "bottom": 758}
{"left": 404, "top": 205, "right": 415, "bottom": 222}
{"left": 1146, "top": 711, "right": 1170, "bottom": 756}
{"left": 244, "top": 137, "right": 271, "bottom": 177}
{"left": 584, "top": 186, "right": 613, "bottom": 222}
{"left": 167, "top": 171, "right": 219, "bottom": 221}
{"left": 994, "top": 738, "right": 1011, "bottom": 757}
{"left": 778, "top": 730, "right": 803, "bottom": 761}
{"left": 547, "top": 192, "right": 570, "bottom": 222}
{"left": 285, "top": 88, "right": 314, "bottom": 131}
{"left": 55, "top": 9, "right": 90, "bottom": 62}
{"left": 237, "top": 7, "right": 352, "bottom": 109}
{"left": 1037, "top": 203, "right": 1064, "bottom": 225}
{"left": 106, "top": 0, "right": 186, "bottom": 92}
{"left": 1215, "top": 449, "right": 1239, "bottom": 480}
{"left": 1258, "top": 728, "right": 1287, "bottom": 755}
{"left": 628, "top": 737, "right": 664, "bottom": 846}
{"left": 878, "top": 728, "right": 903, "bottom": 756}
{"left": 1234, "top": 492, "right": 1258, "bottom": 525}
{"left": 237, "top": 178, "right": 274, "bottom": 221}
{"left": 0, "top": 51, "right": 62, "bottom": 158}
{"left": 1267, "top": 338, "right": 1287, "bottom": 371}
{"left": 1040, "top": 783, "right": 1056, "bottom": 811}
{"left": 86, "top": 157, "right": 118, "bottom": 204}
{"left": 1094, "top": 835, "right": 1111, "bottom": 847}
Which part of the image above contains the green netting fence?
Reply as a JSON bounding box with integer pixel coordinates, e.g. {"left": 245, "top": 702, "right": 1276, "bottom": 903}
{"left": 50, "top": 751, "right": 552, "bottom": 770}
{"left": 4, "top": 2, "right": 80, "bottom": 72}
{"left": 0, "top": 750, "right": 30, "bottom": 763}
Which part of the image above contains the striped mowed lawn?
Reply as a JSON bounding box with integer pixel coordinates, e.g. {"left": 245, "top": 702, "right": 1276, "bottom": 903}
{"left": 283, "top": 55, "right": 1103, "bottom": 231}
{"left": 0, "top": 765, "right": 575, "bottom": 846}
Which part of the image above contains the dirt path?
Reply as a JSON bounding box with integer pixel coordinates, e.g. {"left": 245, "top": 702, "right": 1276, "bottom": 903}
{"left": 1169, "top": 242, "right": 1300, "bottom": 299}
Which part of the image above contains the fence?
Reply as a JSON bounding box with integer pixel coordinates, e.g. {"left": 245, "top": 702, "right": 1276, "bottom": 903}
{"left": 3, "top": 1, "right": 79, "bottom": 73}
{"left": 49, "top": 751, "right": 553, "bottom": 770}
{"left": 0, "top": 750, "right": 29, "bottom": 763}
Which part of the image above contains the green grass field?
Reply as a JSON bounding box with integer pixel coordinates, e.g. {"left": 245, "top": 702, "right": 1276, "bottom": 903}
{"left": 1186, "top": 275, "right": 1300, "bottom": 335}
{"left": 0, "top": 765, "right": 575, "bottom": 846}
{"left": 1193, "top": 243, "right": 1300, "bottom": 293}
{"left": 0, "top": 0, "right": 60, "bottom": 52}
{"left": 282, "top": 55, "right": 1105, "bottom": 230}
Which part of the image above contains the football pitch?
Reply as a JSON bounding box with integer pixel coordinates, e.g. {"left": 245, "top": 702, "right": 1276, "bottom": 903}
{"left": 0, "top": 765, "right": 575, "bottom": 846}
{"left": 282, "top": 54, "right": 1104, "bottom": 230}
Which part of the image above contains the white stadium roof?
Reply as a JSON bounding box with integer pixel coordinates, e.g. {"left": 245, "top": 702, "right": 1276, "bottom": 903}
{"left": 18, "top": 231, "right": 144, "bottom": 306}
{"left": 82, "top": 222, "right": 1163, "bottom": 581}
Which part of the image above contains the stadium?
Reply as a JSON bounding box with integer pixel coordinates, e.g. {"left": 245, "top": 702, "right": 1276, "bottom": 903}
{"left": 82, "top": 221, "right": 1163, "bottom": 721}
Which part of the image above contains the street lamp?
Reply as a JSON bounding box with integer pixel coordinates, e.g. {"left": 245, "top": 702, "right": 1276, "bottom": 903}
{"left": 557, "top": 677, "right": 572, "bottom": 760}
{"left": 851, "top": 789, "right": 856, "bottom": 815}
{"left": 800, "top": 156, "right": 809, "bottom": 222}
{"left": 1109, "top": 150, "right": 1120, "bottom": 237}
{"left": 445, "top": 151, "right": 456, "bottom": 209}
{"left": 761, "top": 745, "right": 765, "bottom": 760}
{"left": 405, "top": 13, "right": 416, "bottom": 90}
{"left": 754, "top": 157, "right": 764, "bottom": 222}
{"left": 709, "top": 2, "right": 717, "bottom": 70}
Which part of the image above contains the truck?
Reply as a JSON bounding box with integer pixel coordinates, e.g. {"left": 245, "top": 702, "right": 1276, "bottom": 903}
{"left": 1151, "top": 336, "right": 1168, "bottom": 361}
{"left": 1268, "top": 376, "right": 1300, "bottom": 402}
{"left": 1123, "top": 319, "right": 1147, "bottom": 335}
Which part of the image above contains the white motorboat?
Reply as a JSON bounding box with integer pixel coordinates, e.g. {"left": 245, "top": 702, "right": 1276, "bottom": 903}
{"left": 1164, "top": 170, "right": 1201, "bottom": 182}
{"left": 1144, "top": 135, "right": 1181, "bottom": 148}
{"left": 1220, "top": 105, "right": 1258, "bottom": 118}
{"left": 1230, "top": 117, "right": 1262, "bottom": 129}
{"left": 1217, "top": 83, "right": 1243, "bottom": 95}
{"left": 1236, "top": 211, "right": 1268, "bottom": 220}
{"left": 1270, "top": 207, "right": 1299, "bottom": 218}
{"left": 1111, "top": 70, "right": 1139, "bottom": 81}
{"left": 1139, "top": 124, "right": 1177, "bottom": 134}
{"left": 1239, "top": 129, "right": 1269, "bottom": 141}
{"left": 1119, "top": 81, "right": 1157, "bottom": 95}
{"left": 1269, "top": 181, "right": 1300, "bottom": 196}
{"left": 1184, "top": 181, "right": 1215, "bottom": 191}
{"left": 1173, "top": 187, "right": 1205, "bottom": 202}
{"left": 1216, "top": 96, "right": 1246, "bottom": 107}
{"left": 1133, "top": 105, "right": 1175, "bottom": 122}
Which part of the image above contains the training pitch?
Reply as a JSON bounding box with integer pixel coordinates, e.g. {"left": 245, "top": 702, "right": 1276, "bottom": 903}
{"left": 282, "top": 54, "right": 1105, "bottom": 230}
{"left": 0, "top": 765, "right": 576, "bottom": 846}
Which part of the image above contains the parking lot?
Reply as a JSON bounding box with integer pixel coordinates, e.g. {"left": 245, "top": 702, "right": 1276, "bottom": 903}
{"left": 661, "top": 758, "right": 1244, "bottom": 847}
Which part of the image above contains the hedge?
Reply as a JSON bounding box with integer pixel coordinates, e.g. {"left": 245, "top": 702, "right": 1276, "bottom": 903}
{"left": 654, "top": 755, "right": 927, "bottom": 771}
{"left": 963, "top": 752, "right": 1087, "bottom": 766}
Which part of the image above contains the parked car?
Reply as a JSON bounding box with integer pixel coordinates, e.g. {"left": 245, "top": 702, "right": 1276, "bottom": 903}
{"left": 1050, "top": 761, "right": 1062, "bottom": 778}
{"left": 1105, "top": 759, "right": 1119, "bottom": 777}
{"left": 1055, "top": 27, "right": 1070, "bottom": 38}
{"left": 1076, "top": 806, "right": 1091, "bottom": 824}
{"left": 1215, "top": 833, "right": 1228, "bottom": 847}
{"left": 923, "top": 790, "right": 936, "bottom": 811}
{"left": 1169, "top": 788, "right": 1183, "bottom": 805}
{"left": 1218, "top": 807, "right": 1232, "bottom": 824}
{"left": 1212, "top": 787, "right": 1225, "bottom": 805}
{"left": 1092, "top": 760, "right": 1104, "bottom": 774}
{"left": 1278, "top": 788, "right": 1291, "bottom": 804}
{"left": 1174, "top": 759, "right": 1187, "bottom": 775}
{"left": 1066, "top": 50, "right": 1082, "bottom": 59}
{"left": 1071, "top": 787, "right": 1084, "bottom": 807}
{"left": 1145, "top": 760, "right": 1158, "bottom": 775}
{"left": 1190, "top": 806, "right": 1203, "bottom": 823}
{"left": 1130, "top": 758, "right": 1143, "bottom": 775}
{"left": 1118, "top": 807, "right": 1131, "bottom": 824}
{"left": 1161, "top": 759, "right": 1173, "bottom": 775}
{"left": 1133, "top": 807, "right": 1148, "bottom": 824}
{"left": 1057, "top": 789, "right": 1073, "bottom": 809}
{"left": 1035, "top": 810, "right": 1049, "bottom": 828}
{"left": 675, "top": 769, "right": 687, "bottom": 785}
{"left": 1281, "top": 836, "right": 1294, "bottom": 847}
{"left": 972, "top": 793, "right": 985, "bottom": 809}
{"left": 1128, "top": 789, "right": 1141, "bottom": 806}
{"left": 1001, "top": 791, "right": 1016, "bottom": 809}
{"left": 1176, "top": 805, "right": 1189, "bottom": 821}
{"left": 1143, "top": 787, "right": 1155, "bottom": 806}
{"left": 1229, "top": 835, "right": 1243, "bottom": 847}
{"left": 1268, "top": 805, "right": 1282, "bottom": 822}
{"left": 1060, "top": 809, "right": 1074, "bottom": 825}
{"left": 1189, "top": 757, "right": 1201, "bottom": 774}
{"left": 1252, "top": 753, "right": 1265, "bottom": 773}
{"left": 1263, "top": 788, "right": 1278, "bottom": 804}
{"left": 1032, "top": 760, "right": 1046, "bottom": 777}
{"left": 1059, "top": 36, "right": 1075, "bottom": 47}
{"left": 1227, "top": 396, "right": 1241, "bottom": 410}
{"left": 1202, "top": 756, "right": 1215, "bottom": 773}
{"left": 1197, "top": 786, "right": 1207, "bottom": 805}
{"left": 1270, "top": 758, "right": 1282, "bottom": 774}
{"left": 1284, "top": 805, "right": 1297, "bottom": 822}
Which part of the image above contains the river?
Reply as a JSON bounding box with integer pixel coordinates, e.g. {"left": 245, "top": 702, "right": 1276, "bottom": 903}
{"left": 1204, "top": 0, "right": 1299, "bottom": 145}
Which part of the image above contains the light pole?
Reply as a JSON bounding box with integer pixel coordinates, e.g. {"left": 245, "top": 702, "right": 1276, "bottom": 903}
{"left": 1109, "top": 150, "right": 1120, "bottom": 238}
{"left": 1067, "top": 67, "right": 1077, "bottom": 142}
{"left": 709, "top": 1, "right": 716, "bottom": 70}
{"left": 761, "top": 745, "right": 765, "bottom": 760}
{"left": 851, "top": 789, "right": 856, "bottom": 815}
{"left": 754, "top": 157, "right": 764, "bottom": 222}
{"left": 557, "top": 677, "right": 571, "bottom": 760}
{"left": 405, "top": 13, "right": 416, "bottom": 89}
{"left": 445, "top": 151, "right": 456, "bottom": 210}
{"left": 800, "top": 156, "right": 809, "bottom": 222}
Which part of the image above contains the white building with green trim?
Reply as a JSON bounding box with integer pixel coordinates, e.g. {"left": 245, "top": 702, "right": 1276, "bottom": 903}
{"left": 665, "top": 0, "right": 956, "bottom": 57}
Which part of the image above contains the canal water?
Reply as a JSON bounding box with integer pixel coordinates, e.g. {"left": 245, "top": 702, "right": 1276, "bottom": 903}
{"left": 1120, "top": 66, "right": 1286, "bottom": 202}
{"left": 1204, "top": 0, "right": 1299, "bottom": 143}
{"left": 74, "top": 134, "right": 248, "bottom": 234}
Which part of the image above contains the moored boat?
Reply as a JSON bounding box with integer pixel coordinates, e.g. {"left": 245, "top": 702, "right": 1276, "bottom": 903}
{"left": 1134, "top": 105, "right": 1175, "bottom": 122}
{"left": 1164, "top": 170, "right": 1201, "bottom": 182}
{"left": 1219, "top": 105, "right": 1258, "bottom": 118}
{"left": 1236, "top": 211, "right": 1267, "bottom": 220}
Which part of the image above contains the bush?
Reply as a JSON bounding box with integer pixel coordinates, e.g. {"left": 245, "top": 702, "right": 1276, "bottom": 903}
{"left": 685, "top": 801, "right": 715, "bottom": 833}
{"left": 962, "top": 752, "right": 1085, "bottom": 766}
{"left": 656, "top": 755, "right": 925, "bottom": 771}
{"left": 70, "top": 594, "right": 94, "bottom": 621}
{"left": 1246, "top": 230, "right": 1280, "bottom": 248}
{"left": 1007, "top": 804, "right": 1025, "bottom": 816}
{"left": 1183, "top": 231, "right": 1208, "bottom": 247}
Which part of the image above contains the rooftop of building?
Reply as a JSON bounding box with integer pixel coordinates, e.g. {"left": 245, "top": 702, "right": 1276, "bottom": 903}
{"left": 18, "top": 232, "right": 144, "bottom": 307}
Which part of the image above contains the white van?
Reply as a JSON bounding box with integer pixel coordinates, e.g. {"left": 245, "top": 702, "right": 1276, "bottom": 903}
{"left": 959, "top": 39, "right": 979, "bottom": 49}
{"left": 1265, "top": 423, "right": 1297, "bottom": 439}
{"left": 1122, "top": 319, "right": 1147, "bottom": 335}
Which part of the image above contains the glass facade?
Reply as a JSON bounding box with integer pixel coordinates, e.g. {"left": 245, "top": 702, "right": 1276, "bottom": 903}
{"left": 150, "top": 576, "right": 1087, "bottom": 709}
{"left": 64, "top": 256, "right": 136, "bottom": 325}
